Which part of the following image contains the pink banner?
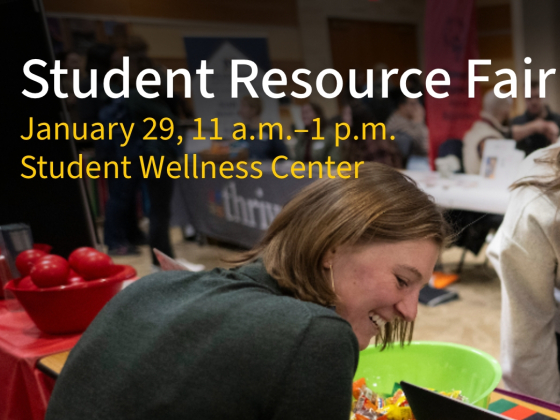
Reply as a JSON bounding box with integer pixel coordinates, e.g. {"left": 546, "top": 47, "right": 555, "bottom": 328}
{"left": 424, "top": 0, "right": 481, "bottom": 167}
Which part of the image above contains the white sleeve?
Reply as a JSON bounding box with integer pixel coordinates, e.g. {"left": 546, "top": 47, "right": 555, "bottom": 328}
{"left": 487, "top": 206, "right": 560, "bottom": 403}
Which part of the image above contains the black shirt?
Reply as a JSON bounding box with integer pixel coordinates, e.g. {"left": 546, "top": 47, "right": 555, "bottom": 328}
{"left": 46, "top": 262, "right": 359, "bottom": 420}
{"left": 511, "top": 107, "right": 560, "bottom": 156}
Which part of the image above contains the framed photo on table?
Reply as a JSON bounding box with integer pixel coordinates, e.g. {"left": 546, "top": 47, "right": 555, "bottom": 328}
{"left": 479, "top": 140, "right": 525, "bottom": 185}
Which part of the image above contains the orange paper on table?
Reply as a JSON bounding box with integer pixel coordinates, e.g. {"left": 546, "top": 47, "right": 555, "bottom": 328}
{"left": 430, "top": 271, "right": 459, "bottom": 289}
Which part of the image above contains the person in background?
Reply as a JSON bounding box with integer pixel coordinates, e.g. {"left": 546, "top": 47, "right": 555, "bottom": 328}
{"left": 236, "top": 96, "right": 289, "bottom": 160}
{"left": 77, "top": 43, "right": 145, "bottom": 255}
{"left": 126, "top": 35, "right": 193, "bottom": 120}
{"left": 369, "top": 63, "right": 396, "bottom": 124}
{"left": 341, "top": 101, "right": 402, "bottom": 168}
{"left": 293, "top": 103, "right": 339, "bottom": 162}
{"left": 463, "top": 90, "right": 559, "bottom": 175}
{"left": 463, "top": 91, "right": 512, "bottom": 174}
{"left": 386, "top": 91, "right": 429, "bottom": 169}
{"left": 512, "top": 80, "right": 560, "bottom": 156}
{"left": 95, "top": 46, "right": 146, "bottom": 255}
{"left": 127, "top": 48, "right": 180, "bottom": 267}
{"left": 487, "top": 141, "right": 560, "bottom": 403}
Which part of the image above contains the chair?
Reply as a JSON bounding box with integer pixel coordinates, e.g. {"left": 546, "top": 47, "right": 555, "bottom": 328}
{"left": 438, "top": 139, "right": 501, "bottom": 272}
{"left": 437, "top": 138, "right": 464, "bottom": 173}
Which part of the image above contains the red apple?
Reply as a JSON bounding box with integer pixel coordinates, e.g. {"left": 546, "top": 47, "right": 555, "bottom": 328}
{"left": 75, "top": 251, "right": 114, "bottom": 280}
{"left": 15, "top": 249, "right": 47, "bottom": 276}
{"left": 30, "top": 257, "right": 70, "bottom": 288}
{"left": 68, "top": 247, "right": 97, "bottom": 271}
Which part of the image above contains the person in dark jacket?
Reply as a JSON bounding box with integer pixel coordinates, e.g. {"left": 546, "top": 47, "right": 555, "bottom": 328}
{"left": 512, "top": 80, "right": 560, "bottom": 156}
{"left": 46, "top": 163, "right": 448, "bottom": 420}
{"left": 127, "top": 51, "right": 181, "bottom": 267}
{"left": 80, "top": 44, "right": 146, "bottom": 255}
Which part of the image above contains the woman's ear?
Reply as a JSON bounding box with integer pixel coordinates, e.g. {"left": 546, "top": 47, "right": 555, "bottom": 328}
{"left": 322, "top": 248, "right": 336, "bottom": 269}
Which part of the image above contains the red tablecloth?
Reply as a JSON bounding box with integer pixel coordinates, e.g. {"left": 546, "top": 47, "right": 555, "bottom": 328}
{"left": 0, "top": 301, "right": 80, "bottom": 420}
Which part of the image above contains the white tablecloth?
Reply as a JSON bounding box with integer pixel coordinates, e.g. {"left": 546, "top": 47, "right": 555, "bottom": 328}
{"left": 403, "top": 171, "right": 511, "bottom": 215}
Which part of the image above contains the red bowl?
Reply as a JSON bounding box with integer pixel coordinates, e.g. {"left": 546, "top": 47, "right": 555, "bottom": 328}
{"left": 4, "top": 265, "right": 136, "bottom": 335}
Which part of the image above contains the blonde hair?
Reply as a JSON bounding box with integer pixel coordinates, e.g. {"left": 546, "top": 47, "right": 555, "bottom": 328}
{"left": 233, "top": 163, "right": 450, "bottom": 347}
{"left": 482, "top": 90, "right": 512, "bottom": 117}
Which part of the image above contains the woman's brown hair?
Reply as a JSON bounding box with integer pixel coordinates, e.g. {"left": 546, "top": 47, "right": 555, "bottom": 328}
{"left": 233, "top": 163, "right": 450, "bottom": 348}
{"left": 512, "top": 149, "right": 560, "bottom": 193}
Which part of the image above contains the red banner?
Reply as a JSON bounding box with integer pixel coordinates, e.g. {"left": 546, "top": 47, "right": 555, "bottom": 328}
{"left": 424, "top": 0, "right": 481, "bottom": 167}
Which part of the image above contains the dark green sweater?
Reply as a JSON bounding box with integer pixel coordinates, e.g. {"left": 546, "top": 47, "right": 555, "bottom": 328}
{"left": 46, "top": 262, "right": 359, "bottom": 419}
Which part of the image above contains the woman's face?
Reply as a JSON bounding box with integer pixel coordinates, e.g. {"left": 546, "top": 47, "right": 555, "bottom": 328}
{"left": 325, "top": 239, "right": 439, "bottom": 350}
{"left": 301, "top": 104, "right": 316, "bottom": 126}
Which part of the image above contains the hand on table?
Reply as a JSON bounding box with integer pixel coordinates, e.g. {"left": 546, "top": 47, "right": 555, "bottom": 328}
{"left": 543, "top": 121, "right": 559, "bottom": 142}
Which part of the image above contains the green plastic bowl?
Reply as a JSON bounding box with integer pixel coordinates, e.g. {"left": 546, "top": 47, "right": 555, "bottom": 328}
{"left": 354, "top": 341, "right": 502, "bottom": 408}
